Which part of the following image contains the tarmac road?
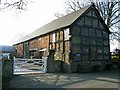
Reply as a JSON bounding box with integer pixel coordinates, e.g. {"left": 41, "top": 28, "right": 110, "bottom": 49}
{"left": 9, "top": 70, "right": 119, "bottom": 88}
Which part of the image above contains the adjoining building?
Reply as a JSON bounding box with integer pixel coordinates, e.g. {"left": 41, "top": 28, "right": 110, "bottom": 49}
{"left": 13, "top": 4, "right": 111, "bottom": 72}
{"left": 0, "top": 46, "right": 15, "bottom": 60}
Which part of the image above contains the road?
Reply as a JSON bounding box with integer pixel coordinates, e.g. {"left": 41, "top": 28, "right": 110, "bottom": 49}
{"left": 9, "top": 70, "right": 119, "bottom": 88}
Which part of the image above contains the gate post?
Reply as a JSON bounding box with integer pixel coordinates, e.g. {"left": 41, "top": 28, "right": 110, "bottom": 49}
{"left": 13, "top": 57, "right": 15, "bottom": 73}
{"left": 44, "top": 58, "right": 47, "bottom": 73}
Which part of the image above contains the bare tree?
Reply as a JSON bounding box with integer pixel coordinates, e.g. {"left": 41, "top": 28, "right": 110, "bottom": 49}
{"left": 54, "top": 12, "right": 65, "bottom": 19}
{"left": 65, "top": 0, "right": 91, "bottom": 13}
{"left": 12, "top": 32, "right": 26, "bottom": 43}
{"left": 56, "top": 0, "right": 120, "bottom": 42}
{"left": 0, "top": 0, "right": 32, "bottom": 11}
{"left": 94, "top": 1, "right": 120, "bottom": 41}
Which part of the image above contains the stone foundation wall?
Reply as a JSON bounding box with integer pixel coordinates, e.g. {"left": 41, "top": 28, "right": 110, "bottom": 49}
{"left": 71, "top": 61, "right": 111, "bottom": 73}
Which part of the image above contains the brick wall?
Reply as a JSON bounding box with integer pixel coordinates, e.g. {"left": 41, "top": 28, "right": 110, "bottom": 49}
{"left": 14, "top": 43, "right": 23, "bottom": 57}
{"left": 29, "top": 38, "right": 38, "bottom": 49}
{"left": 38, "top": 35, "right": 49, "bottom": 49}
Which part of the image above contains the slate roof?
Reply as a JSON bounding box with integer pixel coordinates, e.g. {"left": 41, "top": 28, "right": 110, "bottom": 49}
{"left": 0, "top": 46, "right": 15, "bottom": 53}
{"left": 14, "top": 5, "right": 91, "bottom": 45}
{"left": 14, "top": 4, "right": 110, "bottom": 45}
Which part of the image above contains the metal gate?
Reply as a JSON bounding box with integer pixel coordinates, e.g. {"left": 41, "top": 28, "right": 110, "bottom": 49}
{"left": 13, "top": 57, "right": 47, "bottom": 74}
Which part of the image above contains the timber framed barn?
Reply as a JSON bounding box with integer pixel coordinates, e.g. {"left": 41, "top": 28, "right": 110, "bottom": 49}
{"left": 13, "top": 4, "right": 111, "bottom": 73}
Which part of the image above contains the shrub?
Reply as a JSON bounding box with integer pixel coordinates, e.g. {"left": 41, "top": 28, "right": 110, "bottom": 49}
{"left": 92, "top": 65, "right": 101, "bottom": 72}
{"left": 71, "top": 63, "right": 77, "bottom": 73}
{"left": 77, "top": 63, "right": 85, "bottom": 73}
{"left": 105, "top": 64, "right": 113, "bottom": 70}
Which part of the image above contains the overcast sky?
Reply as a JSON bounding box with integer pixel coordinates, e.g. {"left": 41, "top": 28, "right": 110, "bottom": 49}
{"left": 0, "top": 0, "right": 118, "bottom": 51}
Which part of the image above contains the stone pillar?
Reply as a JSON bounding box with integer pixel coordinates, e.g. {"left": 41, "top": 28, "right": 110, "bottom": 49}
{"left": 2, "top": 60, "right": 14, "bottom": 88}
{"left": 47, "top": 50, "right": 55, "bottom": 73}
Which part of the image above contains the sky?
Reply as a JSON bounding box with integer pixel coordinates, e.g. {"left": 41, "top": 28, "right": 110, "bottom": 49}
{"left": 0, "top": 0, "right": 65, "bottom": 45}
{"left": 0, "top": 0, "right": 118, "bottom": 51}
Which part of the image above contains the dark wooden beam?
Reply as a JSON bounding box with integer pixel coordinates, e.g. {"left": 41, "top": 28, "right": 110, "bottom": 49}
{"left": 58, "top": 31, "right": 60, "bottom": 51}
{"left": 48, "top": 34, "right": 50, "bottom": 51}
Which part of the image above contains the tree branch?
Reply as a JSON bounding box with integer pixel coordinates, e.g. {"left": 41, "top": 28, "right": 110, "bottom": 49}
{"left": 0, "top": 0, "right": 29, "bottom": 11}
{"left": 110, "top": 13, "right": 120, "bottom": 23}
{"left": 110, "top": 19, "right": 120, "bottom": 27}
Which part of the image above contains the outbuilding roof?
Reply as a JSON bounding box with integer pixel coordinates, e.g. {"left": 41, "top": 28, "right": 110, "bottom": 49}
{"left": 0, "top": 46, "right": 15, "bottom": 53}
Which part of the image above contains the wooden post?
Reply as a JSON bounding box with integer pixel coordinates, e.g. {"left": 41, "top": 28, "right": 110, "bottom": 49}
{"left": 55, "top": 32, "right": 57, "bottom": 50}
{"left": 58, "top": 31, "right": 60, "bottom": 51}
{"left": 44, "top": 57, "right": 47, "bottom": 73}
{"left": 63, "top": 30, "right": 65, "bottom": 60}
{"left": 48, "top": 34, "right": 50, "bottom": 51}
{"left": 62, "top": 30, "right": 65, "bottom": 72}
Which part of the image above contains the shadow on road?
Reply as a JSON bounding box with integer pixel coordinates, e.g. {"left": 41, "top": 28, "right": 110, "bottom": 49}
{"left": 6, "top": 70, "right": 119, "bottom": 88}
{"left": 52, "top": 70, "right": 119, "bottom": 88}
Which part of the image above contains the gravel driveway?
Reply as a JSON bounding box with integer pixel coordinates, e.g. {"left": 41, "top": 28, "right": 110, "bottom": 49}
{"left": 8, "top": 70, "right": 119, "bottom": 88}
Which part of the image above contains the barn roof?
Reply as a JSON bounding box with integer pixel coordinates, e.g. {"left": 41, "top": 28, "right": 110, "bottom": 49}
{"left": 14, "top": 4, "right": 110, "bottom": 45}
{"left": 14, "top": 5, "right": 91, "bottom": 45}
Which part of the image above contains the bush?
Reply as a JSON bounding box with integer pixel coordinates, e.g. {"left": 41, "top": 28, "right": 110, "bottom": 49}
{"left": 92, "top": 65, "right": 101, "bottom": 72}
{"left": 71, "top": 63, "right": 77, "bottom": 73}
{"left": 77, "top": 63, "right": 85, "bottom": 73}
{"left": 105, "top": 64, "right": 113, "bottom": 70}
